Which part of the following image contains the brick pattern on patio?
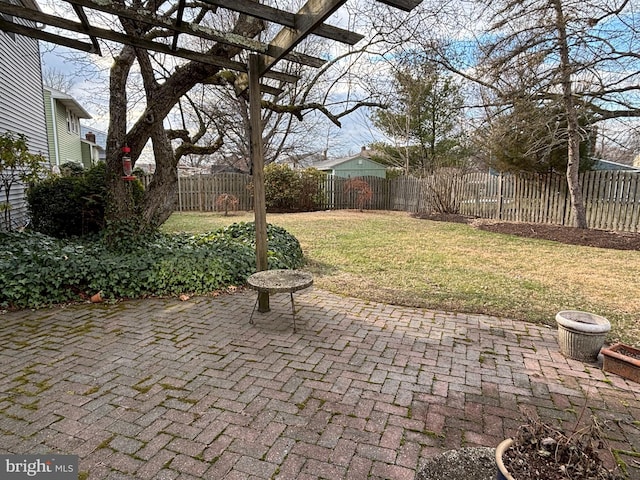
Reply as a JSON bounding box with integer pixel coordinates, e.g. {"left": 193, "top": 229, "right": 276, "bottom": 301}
{"left": 0, "top": 290, "right": 638, "bottom": 479}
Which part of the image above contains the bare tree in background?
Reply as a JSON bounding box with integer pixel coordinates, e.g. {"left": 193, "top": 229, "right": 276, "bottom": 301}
{"left": 42, "top": 67, "right": 76, "bottom": 93}
{"left": 382, "top": 0, "right": 640, "bottom": 228}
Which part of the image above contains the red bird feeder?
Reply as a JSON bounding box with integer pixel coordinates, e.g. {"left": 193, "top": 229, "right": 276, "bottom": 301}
{"left": 122, "top": 145, "right": 136, "bottom": 181}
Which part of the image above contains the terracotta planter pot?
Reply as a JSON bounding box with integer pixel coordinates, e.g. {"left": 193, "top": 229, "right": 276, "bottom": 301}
{"left": 495, "top": 438, "right": 515, "bottom": 480}
{"left": 602, "top": 343, "right": 640, "bottom": 383}
{"left": 90, "top": 292, "right": 103, "bottom": 303}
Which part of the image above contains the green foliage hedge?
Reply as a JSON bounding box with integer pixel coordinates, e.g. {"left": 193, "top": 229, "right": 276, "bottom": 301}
{"left": 27, "top": 162, "right": 144, "bottom": 238}
{"left": 263, "top": 164, "right": 326, "bottom": 212}
{"left": 0, "top": 222, "right": 303, "bottom": 309}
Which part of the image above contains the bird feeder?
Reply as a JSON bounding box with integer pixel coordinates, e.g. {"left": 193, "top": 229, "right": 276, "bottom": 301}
{"left": 122, "top": 145, "right": 136, "bottom": 181}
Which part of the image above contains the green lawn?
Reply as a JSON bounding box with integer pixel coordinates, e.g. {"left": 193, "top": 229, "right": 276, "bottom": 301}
{"left": 163, "top": 210, "right": 640, "bottom": 346}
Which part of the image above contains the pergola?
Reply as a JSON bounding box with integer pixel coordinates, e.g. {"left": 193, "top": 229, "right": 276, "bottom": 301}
{"left": 1, "top": 0, "right": 422, "bottom": 311}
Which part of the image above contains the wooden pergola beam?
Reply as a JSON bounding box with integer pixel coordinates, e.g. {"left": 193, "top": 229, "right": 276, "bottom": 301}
{"left": 248, "top": 54, "right": 270, "bottom": 312}
{"left": 170, "top": 0, "right": 187, "bottom": 51}
{"left": 71, "top": 4, "right": 101, "bottom": 54}
{"left": 0, "top": 2, "right": 298, "bottom": 82}
{"left": 0, "top": 16, "right": 96, "bottom": 52}
{"left": 260, "top": 0, "right": 346, "bottom": 76}
{"left": 203, "top": 73, "right": 283, "bottom": 97}
{"left": 203, "top": 0, "right": 364, "bottom": 46}
{"left": 375, "top": 0, "right": 422, "bottom": 11}
{"left": 65, "top": 0, "right": 326, "bottom": 68}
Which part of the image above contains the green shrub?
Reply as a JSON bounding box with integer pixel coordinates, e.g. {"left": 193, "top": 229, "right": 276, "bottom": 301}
{"left": 60, "top": 161, "right": 84, "bottom": 176}
{"left": 264, "top": 163, "right": 301, "bottom": 211}
{"left": 27, "top": 162, "right": 144, "bottom": 238}
{"left": 0, "top": 222, "right": 304, "bottom": 309}
{"left": 299, "top": 168, "right": 326, "bottom": 211}
{"left": 263, "top": 164, "right": 326, "bottom": 212}
{"left": 27, "top": 176, "right": 89, "bottom": 237}
{"left": 215, "top": 222, "right": 304, "bottom": 269}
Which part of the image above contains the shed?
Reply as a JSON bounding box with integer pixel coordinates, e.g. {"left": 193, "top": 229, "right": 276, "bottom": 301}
{"left": 313, "top": 148, "right": 387, "bottom": 179}
{"left": 592, "top": 159, "right": 640, "bottom": 172}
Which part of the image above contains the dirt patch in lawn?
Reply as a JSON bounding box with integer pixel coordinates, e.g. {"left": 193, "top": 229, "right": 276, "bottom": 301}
{"left": 413, "top": 213, "right": 640, "bottom": 251}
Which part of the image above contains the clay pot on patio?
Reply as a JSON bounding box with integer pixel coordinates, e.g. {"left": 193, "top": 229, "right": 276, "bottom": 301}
{"left": 601, "top": 343, "right": 640, "bottom": 384}
{"left": 555, "top": 310, "right": 610, "bottom": 362}
{"left": 90, "top": 291, "right": 103, "bottom": 303}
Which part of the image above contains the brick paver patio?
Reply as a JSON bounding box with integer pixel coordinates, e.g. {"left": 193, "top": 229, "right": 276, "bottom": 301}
{"left": 0, "top": 289, "right": 638, "bottom": 479}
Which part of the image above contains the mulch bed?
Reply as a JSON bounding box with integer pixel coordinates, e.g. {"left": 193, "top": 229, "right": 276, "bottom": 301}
{"left": 615, "top": 346, "right": 640, "bottom": 360}
{"left": 413, "top": 213, "right": 640, "bottom": 251}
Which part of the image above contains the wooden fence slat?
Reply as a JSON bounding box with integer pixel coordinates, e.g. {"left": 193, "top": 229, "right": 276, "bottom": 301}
{"left": 627, "top": 174, "right": 640, "bottom": 232}
{"left": 620, "top": 172, "right": 632, "bottom": 231}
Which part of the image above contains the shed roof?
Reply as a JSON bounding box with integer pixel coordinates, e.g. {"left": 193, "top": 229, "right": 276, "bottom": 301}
{"left": 593, "top": 159, "right": 640, "bottom": 171}
{"left": 313, "top": 149, "right": 384, "bottom": 170}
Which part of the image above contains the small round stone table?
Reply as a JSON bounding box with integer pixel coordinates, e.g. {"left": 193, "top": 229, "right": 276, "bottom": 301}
{"left": 247, "top": 269, "right": 313, "bottom": 332}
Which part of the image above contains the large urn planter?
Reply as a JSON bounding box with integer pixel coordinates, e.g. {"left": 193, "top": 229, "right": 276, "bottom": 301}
{"left": 495, "top": 422, "right": 622, "bottom": 480}
{"left": 555, "top": 310, "right": 610, "bottom": 362}
{"left": 601, "top": 343, "right": 640, "bottom": 384}
{"left": 495, "top": 438, "right": 515, "bottom": 480}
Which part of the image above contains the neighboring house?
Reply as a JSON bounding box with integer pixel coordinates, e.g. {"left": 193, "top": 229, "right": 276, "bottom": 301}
{"left": 312, "top": 147, "right": 387, "bottom": 179}
{"left": 592, "top": 159, "right": 640, "bottom": 172}
{"left": 0, "top": 0, "right": 49, "bottom": 229}
{"left": 81, "top": 125, "right": 106, "bottom": 164}
{"left": 279, "top": 152, "right": 326, "bottom": 170}
{"left": 43, "top": 86, "right": 93, "bottom": 169}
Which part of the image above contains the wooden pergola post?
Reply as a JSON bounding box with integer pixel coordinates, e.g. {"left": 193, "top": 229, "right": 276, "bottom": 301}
{"left": 249, "top": 54, "right": 270, "bottom": 313}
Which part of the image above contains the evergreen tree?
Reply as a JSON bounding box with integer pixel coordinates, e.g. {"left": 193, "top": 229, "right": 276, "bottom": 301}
{"left": 371, "top": 61, "right": 468, "bottom": 175}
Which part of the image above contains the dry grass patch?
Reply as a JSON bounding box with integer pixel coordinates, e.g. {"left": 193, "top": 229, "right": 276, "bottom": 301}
{"left": 163, "top": 210, "right": 639, "bottom": 346}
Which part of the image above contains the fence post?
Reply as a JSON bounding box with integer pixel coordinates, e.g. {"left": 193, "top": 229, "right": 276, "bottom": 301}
{"left": 177, "top": 168, "right": 182, "bottom": 212}
{"left": 497, "top": 172, "right": 503, "bottom": 220}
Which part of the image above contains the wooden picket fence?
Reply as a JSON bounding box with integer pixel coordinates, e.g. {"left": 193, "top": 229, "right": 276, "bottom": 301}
{"left": 171, "top": 173, "right": 253, "bottom": 212}
{"left": 141, "top": 169, "right": 640, "bottom": 232}
{"left": 391, "top": 170, "right": 640, "bottom": 232}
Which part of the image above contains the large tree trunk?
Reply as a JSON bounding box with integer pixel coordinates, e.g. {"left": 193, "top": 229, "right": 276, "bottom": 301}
{"left": 139, "top": 122, "right": 179, "bottom": 228}
{"left": 552, "top": 0, "right": 588, "bottom": 229}
{"left": 105, "top": 46, "right": 137, "bottom": 233}
{"left": 103, "top": 15, "right": 265, "bottom": 233}
{"left": 565, "top": 122, "right": 588, "bottom": 228}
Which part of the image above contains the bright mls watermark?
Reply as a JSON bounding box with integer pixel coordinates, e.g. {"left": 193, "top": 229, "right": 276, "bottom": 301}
{"left": 0, "top": 455, "right": 78, "bottom": 479}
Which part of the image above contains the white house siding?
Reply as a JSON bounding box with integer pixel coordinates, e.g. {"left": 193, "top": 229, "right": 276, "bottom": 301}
{"left": 0, "top": 7, "right": 48, "bottom": 152}
{"left": 0, "top": 1, "right": 48, "bottom": 229}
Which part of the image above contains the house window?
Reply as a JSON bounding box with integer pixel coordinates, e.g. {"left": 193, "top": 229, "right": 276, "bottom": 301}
{"left": 66, "top": 109, "right": 80, "bottom": 134}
